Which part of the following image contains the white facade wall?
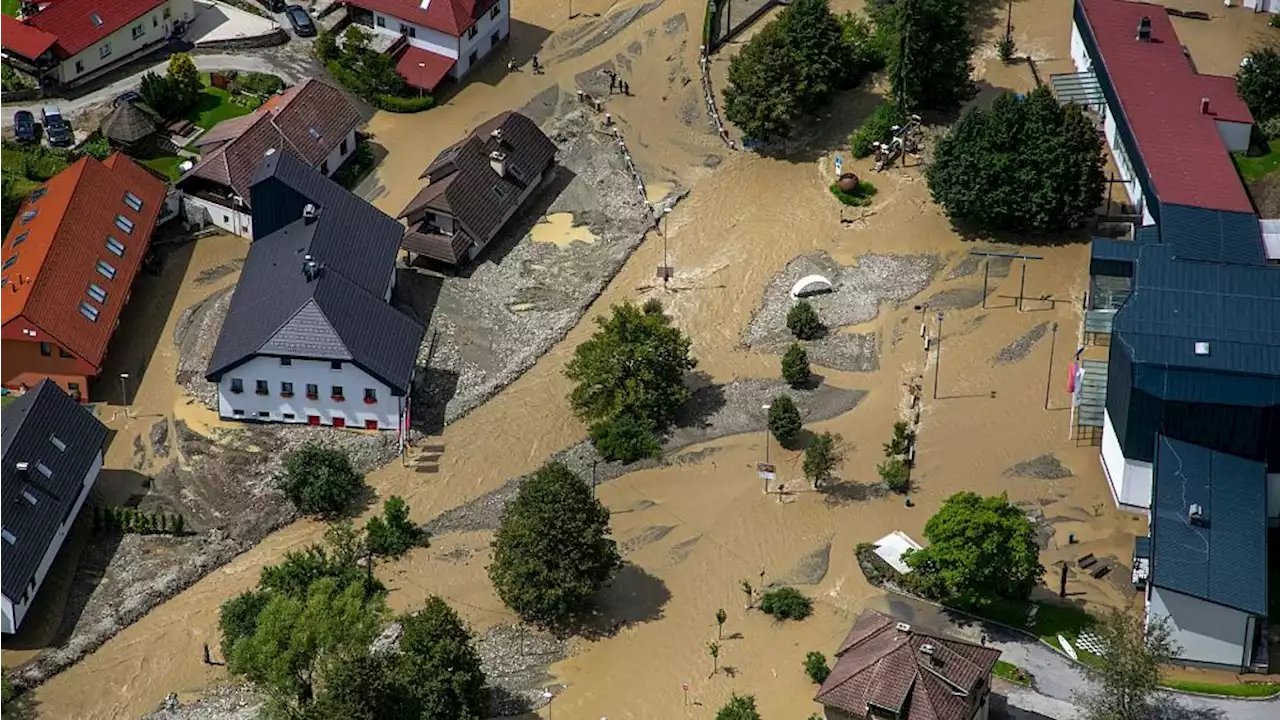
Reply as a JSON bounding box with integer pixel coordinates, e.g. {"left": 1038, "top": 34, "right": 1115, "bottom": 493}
{"left": 371, "top": 12, "right": 459, "bottom": 58}
{"left": 1242, "top": 0, "right": 1279, "bottom": 13}
{"left": 1148, "top": 586, "right": 1252, "bottom": 668}
{"left": 216, "top": 356, "right": 404, "bottom": 430}
{"left": 318, "top": 128, "right": 359, "bottom": 176}
{"left": 1215, "top": 121, "right": 1252, "bottom": 153}
{"left": 56, "top": 0, "right": 195, "bottom": 83}
{"left": 1101, "top": 410, "right": 1153, "bottom": 511}
{"left": 183, "top": 194, "right": 253, "bottom": 238}
{"left": 455, "top": 0, "right": 510, "bottom": 77}
{"left": 1, "top": 451, "right": 102, "bottom": 634}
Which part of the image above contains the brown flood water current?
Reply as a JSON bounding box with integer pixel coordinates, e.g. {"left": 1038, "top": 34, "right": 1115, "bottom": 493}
{"left": 22, "top": 0, "right": 1274, "bottom": 717}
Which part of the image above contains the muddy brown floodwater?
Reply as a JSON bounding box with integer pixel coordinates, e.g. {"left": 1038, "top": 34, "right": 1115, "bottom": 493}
{"left": 25, "top": 0, "right": 1273, "bottom": 717}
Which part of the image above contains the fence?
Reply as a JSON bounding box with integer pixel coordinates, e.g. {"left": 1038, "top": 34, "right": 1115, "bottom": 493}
{"left": 573, "top": 90, "right": 655, "bottom": 217}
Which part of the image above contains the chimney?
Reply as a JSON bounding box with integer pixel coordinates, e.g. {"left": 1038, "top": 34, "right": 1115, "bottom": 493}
{"left": 302, "top": 254, "right": 317, "bottom": 281}
{"left": 303, "top": 203, "right": 319, "bottom": 223}
{"left": 1189, "top": 503, "right": 1205, "bottom": 525}
{"left": 1136, "top": 16, "right": 1151, "bottom": 42}
{"left": 489, "top": 150, "right": 507, "bottom": 177}
{"left": 491, "top": 127, "right": 504, "bottom": 143}
{"left": 895, "top": 622, "right": 912, "bottom": 633}
{"left": 1200, "top": 97, "right": 1210, "bottom": 115}
{"left": 16, "top": 462, "right": 29, "bottom": 473}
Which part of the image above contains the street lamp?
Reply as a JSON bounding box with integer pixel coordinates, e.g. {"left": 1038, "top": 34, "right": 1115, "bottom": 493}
{"left": 1044, "top": 321, "right": 1059, "bottom": 410}
{"left": 761, "top": 403, "right": 771, "bottom": 464}
{"left": 119, "top": 373, "right": 130, "bottom": 416}
{"left": 931, "top": 312, "right": 943, "bottom": 400}
{"left": 660, "top": 207, "right": 673, "bottom": 291}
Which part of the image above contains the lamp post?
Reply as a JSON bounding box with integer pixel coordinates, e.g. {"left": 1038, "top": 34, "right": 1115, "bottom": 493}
{"left": 1044, "top": 321, "right": 1059, "bottom": 410}
{"left": 931, "top": 312, "right": 943, "bottom": 400}
{"left": 119, "top": 373, "right": 130, "bottom": 417}
{"left": 761, "top": 403, "right": 771, "bottom": 494}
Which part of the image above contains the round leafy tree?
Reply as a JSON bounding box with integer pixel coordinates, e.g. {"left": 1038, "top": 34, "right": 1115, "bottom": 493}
{"left": 276, "top": 442, "right": 365, "bottom": 517}
{"left": 1237, "top": 47, "right": 1280, "bottom": 124}
{"left": 904, "top": 491, "right": 1044, "bottom": 608}
{"left": 781, "top": 342, "right": 812, "bottom": 387}
{"left": 786, "top": 301, "right": 824, "bottom": 340}
{"left": 723, "top": 21, "right": 801, "bottom": 142}
{"left": 767, "top": 395, "right": 802, "bottom": 447}
{"left": 716, "top": 694, "right": 762, "bottom": 720}
{"left": 489, "top": 462, "right": 622, "bottom": 624}
{"left": 589, "top": 412, "right": 662, "bottom": 463}
{"left": 366, "top": 495, "right": 427, "bottom": 558}
{"left": 804, "top": 651, "right": 831, "bottom": 684}
{"left": 880, "top": 0, "right": 975, "bottom": 111}
{"left": 760, "top": 586, "right": 813, "bottom": 620}
{"left": 926, "top": 86, "right": 1105, "bottom": 234}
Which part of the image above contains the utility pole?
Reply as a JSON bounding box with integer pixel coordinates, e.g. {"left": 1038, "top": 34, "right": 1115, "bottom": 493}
{"left": 1044, "top": 321, "right": 1059, "bottom": 410}
{"left": 932, "top": 312, "right": 943, "bottom": 400}
{"left": 119, "top": 373, "right": 130, "bottom": 418}
{"left": 660, "top": 207, "right": 672, "bottom": 291}
{"left": 591, "top": 459, "right": 598, "bottom": 499}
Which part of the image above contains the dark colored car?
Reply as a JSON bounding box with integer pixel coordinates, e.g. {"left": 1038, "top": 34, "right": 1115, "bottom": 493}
{"left": 113, "top": 90, "right": 142, "bottom": 108}
{"left": 285, "top": 5, "right": 315, "bottom": 37}
{"left": 41, "top": 106, "right": 72, "bottom": 147}
{"left": 13, "top": 111, "right": 37, "bottom": 143}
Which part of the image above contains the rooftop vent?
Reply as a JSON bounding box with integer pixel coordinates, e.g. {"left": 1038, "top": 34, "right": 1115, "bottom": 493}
{"left": 302, "top": 254, "right": 320, "bottom": 281}
{"left": 489, "top": 150, "right": 507, "bottom": 178}
{"left": 919, "top": 644, "right": 935, "bottom": 656}
{"left": 1200, "top": 97, "right": 1211, "bottom": 115}
{"left": 895, "top": 622, "right": 911, "bottom": 633}
{"left": 303, "top": 203, "right": 319, "bottom": 222}
{"left": 16, "top": 462, "right": 29, "bottom": 472}
{"left": 491, "top": 127, "right": 504, "bottom": 142}
{"left": 265, "top": 147, "right": 277, "bottom": 157}
{"left": 1136, "top": 16, "right": 1151, "bottom": 42}
{"left": 1194, "top": 341, "right": 1210, "bottom": 356}
{"left": 1189, "top": 503, "right": 1205, "bottom": 525}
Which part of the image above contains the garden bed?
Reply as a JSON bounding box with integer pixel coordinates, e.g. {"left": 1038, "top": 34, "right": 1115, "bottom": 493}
{"left": 187, "top": 74, "right": 258, "bottom": 131}
{"left": 993, "top": 660, "right": 1033, "bottom": 686}
{"left": 829, "top": 180, "right": 877, "bottom": 207}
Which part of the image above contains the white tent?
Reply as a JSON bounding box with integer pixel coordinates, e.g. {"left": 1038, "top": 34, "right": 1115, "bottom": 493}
{"left": 790, "top": 274, "right": 834, "bottom": 298}
{"left": 873, "top": 531, "right": 923, "bottom": 574}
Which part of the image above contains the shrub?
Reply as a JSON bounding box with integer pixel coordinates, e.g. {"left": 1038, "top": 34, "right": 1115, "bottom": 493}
{"left": 1260, "top": 116, "right": 1280, "bottom": 142}
{"left": 878, "top": 456, "right": 910, "bottom": 493}
{"left": 716, "top": 694, "right": 762, "bottom": 720}
{"left": 804, "top": 650, "right": 830, "bottom": 683}
{"left": 767, "top": 395, "right": 802, "bottom": 446}
{"left": 219, "top": 590, "right": 270, "bottom": 659}
{"left": 365, "top": 496, "right": 426, "bottom": 558}
{"left": 315, "top": 31, "right": 340, "bottom": 63}
{"left": 590, "top": 413, "right": 662, "bottom": 463}
{"left": 997, "top": 36, "right": 1017, "bottom": 64}
{"left": 829, "top": 180, "right": 878, "bottom": 206}
{"left": 2, "top": 64, "right": 35, "bottom": 92}
{"left": 850, "top": 102, "right": 906, "bottom": 158}
{"left": 760, "top": 586, "right": 813, "bottom": 620}
{"left": 376, "top": 93, "right": 437, "bottom": 113}
{"left": 276, "top": 443, "right": 365, "bottom": 517}
{"left": 239, "top": 72, "right": 282, "bottom": 96}
{"left": 333, "top": 139, "right": 375, "bottom": 189}
{"left": 80, "top": 135, "right": 111, "bottom": 161}
{"left": 786, "top": 300, "right": 824, "bottom": 340}
{"left": 883, "top": 421, "right": 914, "bottom": 456}
{"left": 781, "top": 343, "right": 811, "bottom": 387}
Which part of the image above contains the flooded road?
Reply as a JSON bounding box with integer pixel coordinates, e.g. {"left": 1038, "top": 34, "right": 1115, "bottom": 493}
{"left": 23, "top": 0, "right": 1273, "bottom": 717}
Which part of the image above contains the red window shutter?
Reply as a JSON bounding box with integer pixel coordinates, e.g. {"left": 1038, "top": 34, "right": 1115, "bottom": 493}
{"left": 364, "top": 419, "right": 378, "bottom": 430}
{"left": 333, "top": 417, "right": 346, "bottom": 428}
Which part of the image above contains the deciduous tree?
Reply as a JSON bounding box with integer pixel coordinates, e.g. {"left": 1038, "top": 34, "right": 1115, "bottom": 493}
{"left": 926, "top": 86, "right": 1105, "bottom": 233}
{"left": 778, "top": 0, "right": 853, "bottom": 111}
{"left": 1075, "top": 610, "right": 1178, "bottom": 720}
{"left": 277, "top": 443, "right": 365, "bottom": 517}
{"left": 489, "top": 462, "right": 622, "bottom": 624}
{"left": 366, "top": 496, "right": 427, "bottom": 558}
{"left": 803, "top": 432, "right": 844, "bottom": 488}
{"left": 1237, "top": 47, "right": 1280, "bottom": 124}
{"left": 165, "top": 53, "right": 203, "bottom": 111}
{"left": 904, "top": 491, "right": 1043, "bottom": 607}
{"left": 716, "top": 693, "right": 762, "bottom": 720}
{"left": 723, "top": 21, "right": 802, "bottom": 142}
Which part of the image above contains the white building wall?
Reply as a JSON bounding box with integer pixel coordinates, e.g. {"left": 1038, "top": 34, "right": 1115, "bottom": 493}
{"left": 1101, "top": 410, "right": 1153, "bottom": 511}
{"left": 2, "top": 451, "right": 102, "bottom": 634}
{"left": 1070, "top": 23, "right": 1088, "bottom": 72}
{"left": 216, "top": 356, "right": 404, "bottom": 430}
{"left": 371, "top": 12, "right": 459, "bottom": 58}
{"left": 183, "top": 194, "right": 253, "bottom": 238}
{"left": 455, "top": 0, "right": 510, "bottom": 77}
{"left": 1148, "top": 586, "right": 1251, "bottom": 668}
{"left": 319, "top": 128, "right": 358, "bottom": 176}
{"left": 1242, "top": 0, "right": 1279, "bottom": 13}
{"left": 1214, "top": 121, "right": 1252, "bottom": 153}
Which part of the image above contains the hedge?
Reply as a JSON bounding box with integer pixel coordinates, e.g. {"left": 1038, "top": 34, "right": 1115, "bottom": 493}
{"left": 376, "top": 93, "right": 436, "bottom": 113}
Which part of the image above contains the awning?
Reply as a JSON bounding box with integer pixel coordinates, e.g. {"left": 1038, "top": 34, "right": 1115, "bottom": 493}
{"left": 2, "top": 15, "right": 59, "bottom": 60}
{"left": 1050, "top": 70, "right": 1105, "bottom": 107}
{"left": 395, "top": 46, "right": 456, "bottom": 92}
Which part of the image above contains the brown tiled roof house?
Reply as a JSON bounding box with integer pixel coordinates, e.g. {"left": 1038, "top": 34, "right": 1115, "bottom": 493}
{"left": 397, "top": 111, "right": 557, "bottom": 265}
{"left": 815, "top": 610, "right": 1001, "bottom": 720}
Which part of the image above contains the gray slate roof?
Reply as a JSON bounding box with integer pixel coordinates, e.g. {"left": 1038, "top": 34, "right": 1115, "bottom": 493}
{"left": 2, "top": 381, "right": 107, "bottom": 602}
{"left": 204, "top": 151, "right": 425, "bottom": 394}
{"left": 399, "top": 111, "right": 557, "bottom": 244}
{"left": 1150, "top": 435, "right": 1267, "bottom": 616}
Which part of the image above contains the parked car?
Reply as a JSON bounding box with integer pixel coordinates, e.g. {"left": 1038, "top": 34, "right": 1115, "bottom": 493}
{"left": 113, "top": 90, "right": 142, "bottom": 108}
{"left": 285, "top": 5, "right": 315, "bottom": 36}
{"left": 41, "top": 106, "right": 72, "bottom": 147}
{"left": 259, "top": 0, "right": 285, "bottom": 11}
{"left": 13, "top": 111, "right": 37, "bottom": 143}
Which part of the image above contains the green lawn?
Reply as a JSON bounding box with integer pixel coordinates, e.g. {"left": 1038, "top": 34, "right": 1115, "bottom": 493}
{"left": 993, "top": 660, "right": 1033, "bottom": 686}
{"left": 186, "top": 75, "right": 253, "bottom": 131}
{"left": 139, "top": 153, "right": 186, "bottom": 181}
{"left": 2, "top": 0, "right": 19, "bottom": 17}
{"left": 1160, "top": 679, "right": 1280, "bottom": 698}
{"left": 1233, "top": 146, "right": 1280, "bottom": 182}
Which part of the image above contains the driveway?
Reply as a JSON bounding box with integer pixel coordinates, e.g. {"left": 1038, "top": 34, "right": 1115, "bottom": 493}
{"left": 861, "top": 593, "right": 1275, "bottom": 720}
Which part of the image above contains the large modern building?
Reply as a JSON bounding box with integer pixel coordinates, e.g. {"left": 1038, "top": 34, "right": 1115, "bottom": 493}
{"left": 205, "top": 150, "right": 425, "bottom": 431}
{"left": 2, "top": 153, "right": 169, "bottom": 402}
{"left": 1059, "top": 0, "right": 1279, "bottom": 671}
{"left": 1, "top": 0, "right": 195, "bottom": 88}
{"left": 2, "top": 381, "right": 108, "bottom": 635}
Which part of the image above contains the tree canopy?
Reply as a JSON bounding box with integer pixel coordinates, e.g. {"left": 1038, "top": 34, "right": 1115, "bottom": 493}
{"left": 768, "top": 395, "right": 802, "bottom": 447}
{"left": 566, "top": 301, "right": 696, "bottom": 458}
{"left": 489, "top": 462, "right": 622, "bottom": 624}
{"left": 716, "top": 694, "right": 763, "bottom": 720}
{"left": 880, "top": 0, "right": 975, "bottom": 111}
{"left": 723, "top": 0, "right": 879, "bottom": 141}
{"left": 277, "top": 443, "right": 366, "bottom": 517}
{"left": 904, "top": 491, "right": 1044, "bottom": 607}
{"left": 366, "top": 496, "right": 427, "bottom": 558}
{"left": 1076, "top": 610, "right": 1178, "bottom": 720}
{"left": 165, "top": 53, "right": 203, "bottom": 111}
{"left": 925, "top": 86, "right": 1106, "bottom": 234}
{"left": 1237, "top": 47, "right": 1280, "bottom": 125}
{"left": 781, "top": 343, "right": 811, "bottom": 387}
{"left": 803, "top": 432, "right": 845, "bottom": 488}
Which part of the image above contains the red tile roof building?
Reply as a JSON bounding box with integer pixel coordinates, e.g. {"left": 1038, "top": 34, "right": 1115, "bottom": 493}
{"left": 815, "top": 610, "right": 1001, "bottom": 720}
{"left": 340, "top": 0, "right": 508, "bottom": 91}
{"left": 1, "top": 154, "right": 168, "bottom": 401}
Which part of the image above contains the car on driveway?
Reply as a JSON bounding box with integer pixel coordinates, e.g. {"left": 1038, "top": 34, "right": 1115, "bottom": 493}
{"left": 13, "top": 111, "right": 38, "bottom": 143}
{"left": 113, "top": 90, "right": 143, "bottom": 108}
{"left": 41, "top": 106, "right": 72, "bottom": 147}
{"left": 285, "top": 5, "right": 316, "bottom": 37}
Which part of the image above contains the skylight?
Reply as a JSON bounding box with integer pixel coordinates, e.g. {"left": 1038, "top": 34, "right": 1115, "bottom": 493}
{"left": 3, "top": 255, "right": 16, "bottom": 270}
{"left": 30, "top": 188, "right": 46, "bottom": 202}
{"left": 308, "top": 128, "right": 321, "bottom": 140}
{"left": 115, "top": 215, "right": 134, "bottom": 234}
{"left": 13, "top": 231, "right": 28, "bottom": 247}
{"left": 87, "top": 283, "right": 107, "bottom": 303}
{"left": 96, "top": 260, "right": 116, "bottom": 279}
{"left": 36, "top": 462, "right": 51, "bottom": 478}
{"left": 22, "top": 209, "right": 37, "bottom": 224}
{"left": 80, "top": 301, "right": 100, "bottom": 321}
{"left": 1, "top": 528, "right": 14, "bottom": 545}
{"left": 90, "top": 12, "right": 103, "bottom": 26}
{"left": 21, "top": 490, "right": 37, "bottom": 505}
{"left": 106, "top": 237, "right": 125, "bottom": 256}
{"left": 123, "top": 191, "right": 143, "bottom": 212}
{"left": 50, "top": 435, "right": 66, "bottom": 451}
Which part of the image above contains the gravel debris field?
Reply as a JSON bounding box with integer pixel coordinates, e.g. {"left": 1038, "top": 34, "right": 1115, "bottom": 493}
{"left": 992, "top": 321, "right": 1051, "bottom": 365}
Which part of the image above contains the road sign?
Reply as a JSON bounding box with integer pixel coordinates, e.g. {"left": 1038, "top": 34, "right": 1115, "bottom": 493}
{"left": 834, "top": 155, "right": 843, "bottom": 175}
{"left": 655, "top": 265, "right": 674, "bottom": 279}
{"left": 756, "top": 462, "right": 776, "bottom": 480}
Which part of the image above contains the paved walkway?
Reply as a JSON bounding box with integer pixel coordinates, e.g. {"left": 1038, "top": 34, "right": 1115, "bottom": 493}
{"left": 185, "top": 0, "right": 281, "bottom": 45}
{"left": 861, "top": 593, "right": 1274, "bottom": 720}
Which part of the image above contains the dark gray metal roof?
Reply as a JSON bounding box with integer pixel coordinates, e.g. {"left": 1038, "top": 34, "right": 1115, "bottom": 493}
{"left": 1150, "top": 435, "right": 1267, "bottom": 615}
{"left": 1159, "top": 204, "right": 1265, "bottom": 266}
{"left": 1, "top": 381, "right": 107, "bottom": 601}
{"left": 205, "top": 153, "right": 425, "bottom": 394}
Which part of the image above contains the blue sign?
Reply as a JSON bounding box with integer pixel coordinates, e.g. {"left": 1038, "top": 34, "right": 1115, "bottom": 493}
{"left": 834, "top": 155, "right": 843, "bottom": 175}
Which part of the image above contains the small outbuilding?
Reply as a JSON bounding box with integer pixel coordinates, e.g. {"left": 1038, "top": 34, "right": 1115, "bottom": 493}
{"left": 100, "top": 101, "right": 159, "bottom": 150}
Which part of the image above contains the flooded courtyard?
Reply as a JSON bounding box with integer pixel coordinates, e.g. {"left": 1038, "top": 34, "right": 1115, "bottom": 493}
{"left": 6, "top": 0, "right": 1275, "bottom": 717}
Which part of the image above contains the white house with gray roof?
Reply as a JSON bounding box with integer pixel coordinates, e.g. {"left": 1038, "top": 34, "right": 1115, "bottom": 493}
{"left": 205, "top": 150, "right": 425, "bottom": 432}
